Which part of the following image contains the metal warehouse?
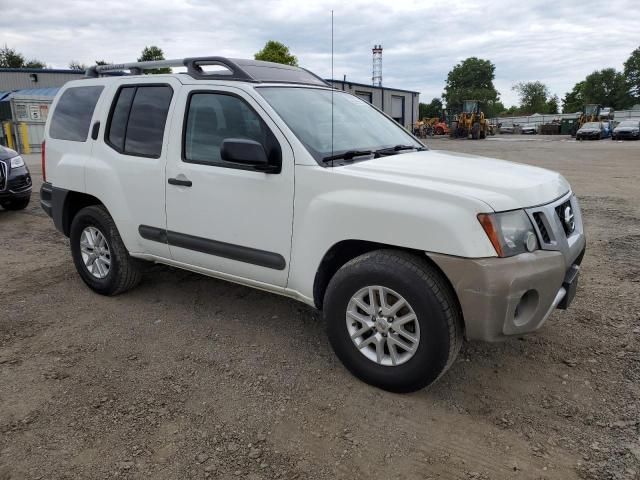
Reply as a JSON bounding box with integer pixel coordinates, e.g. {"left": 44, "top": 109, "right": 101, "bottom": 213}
{"left": 326, "top": 79, "right": 420, "bottom": 130}
{"left": 0, "top": 67, "right": 84, "bottom": 91}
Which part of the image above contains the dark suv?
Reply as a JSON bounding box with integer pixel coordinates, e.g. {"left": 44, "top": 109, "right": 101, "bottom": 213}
{"left": 0, "top": 145, "right": 32, "bottom": 210}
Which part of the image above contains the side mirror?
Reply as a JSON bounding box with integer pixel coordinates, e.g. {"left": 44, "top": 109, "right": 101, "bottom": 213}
{"left": 221, "top": 138, "right": 270, "bottom": 169}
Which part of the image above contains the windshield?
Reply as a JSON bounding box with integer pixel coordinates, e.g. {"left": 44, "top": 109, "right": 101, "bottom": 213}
{"left": 257, "top": 87, "right": 423, "bottom": 163}
{"left": 618, "top": 121, "right": 639, "bottom": 128}
{"left": 585, "top": 105, "right": 599, "bottom": 115}
{"left": 582, "top": 122, "right": 600, "bottom": 129}
{"left": 462, "top": 100, "right": 478, "bottom": 113}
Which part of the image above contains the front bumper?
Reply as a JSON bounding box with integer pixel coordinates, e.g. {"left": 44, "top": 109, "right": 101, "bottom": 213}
{"left": 429, "top": 192, "right": 586, "bottom": 342}
{"left": 577, "top": 132, "right": 601, "bottom": 139}
{"left": 0, "top": 164, "right": 32, "bottom": 200}
{"left": 614, "top": 131, "right": 639, "bottom": 139}
{"left": 429, "top": 249, "right": 584, "bottom": 341}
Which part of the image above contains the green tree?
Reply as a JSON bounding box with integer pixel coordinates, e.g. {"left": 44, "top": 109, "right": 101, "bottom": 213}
{"left": 623, "top": 46, "right": 640, "bottom": 100}
{"left": 0, "top": 45, "right": 25, "bottom": 67}
{"left": 547, "top": 94, "right": 559, "bottom": 114}
{"left": 137, "top": 46, "right": 171, "bottom": 74}
{"left": 0, "top": 44, "right": 45, "bottom": 68}
{"left": 512, "top": 81, "right": 550, "bottom": 114}
{"left": 582, "top": 68, "right": 633, "bottom": 109}
{"left": 24, "top": 59, "right": 45, "bottom": 68}
{"left": 442, "top": 57, "right": 499, "bottom": 111}
{"left": 562, "top": 81, "right": 585, "bottom": 113}
{"left": 484, "top": 100, "right": 506, "bottom": 117}
{"left": 419, "top": 98, "right": 443, "bottom": 119}
{"left": 254, "top": 40, "right": 298, "bottom": 66}
{"left": 69, "top": 60, "right": 87, "bottom": 70}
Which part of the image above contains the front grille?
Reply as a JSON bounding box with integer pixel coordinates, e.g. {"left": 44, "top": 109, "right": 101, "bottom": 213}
{"left": 0, "top": 161, "right": 6, "bottom": 191}
{"left": 533, "top": 212, "right": 550, "bottom": 243}
{"left": 555, "top": 200, "right": 573, "bottom": 236}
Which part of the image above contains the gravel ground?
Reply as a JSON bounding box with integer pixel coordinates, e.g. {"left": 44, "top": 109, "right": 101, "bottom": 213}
{"left": 1, "top": 135, "right": 639, "bottom": 480}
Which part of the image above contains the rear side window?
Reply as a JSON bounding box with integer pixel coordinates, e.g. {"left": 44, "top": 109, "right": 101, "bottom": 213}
{"left": 106, "top": 85, "right": 173, "bottom": 158}
{"left": 50, "top": 86, "right": 104, "bottom": 142}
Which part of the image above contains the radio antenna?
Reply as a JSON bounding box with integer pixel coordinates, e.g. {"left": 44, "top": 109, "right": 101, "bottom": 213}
{"left": 331, "top": 9, "right": 334, "bottom": 167}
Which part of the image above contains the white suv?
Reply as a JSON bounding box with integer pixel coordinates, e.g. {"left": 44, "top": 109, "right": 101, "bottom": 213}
{"left": 40, "top": 57, "right": 586, "bottom": 392}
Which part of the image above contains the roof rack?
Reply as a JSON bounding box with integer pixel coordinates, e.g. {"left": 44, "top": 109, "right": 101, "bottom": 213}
{"left": 85, "top": 56, "right": 329, "bottom": 87}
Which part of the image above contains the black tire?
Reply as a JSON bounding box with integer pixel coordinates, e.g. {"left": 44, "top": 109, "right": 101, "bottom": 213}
{"left": 324, "top": 250, "right": 463, "bottom": 393}
{"left": 471, "top": 122, "right": 480, "bottom": 140}
{"left": 70, "top": 205, "right": 141, "bottom": 295}
{"left": 0, "top": 196, "right": 30, "bottom": 210}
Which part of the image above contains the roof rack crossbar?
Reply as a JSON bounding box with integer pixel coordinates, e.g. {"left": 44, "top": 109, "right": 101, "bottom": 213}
{"left": 85, "top": 57, "right": 257, "bottom": 81}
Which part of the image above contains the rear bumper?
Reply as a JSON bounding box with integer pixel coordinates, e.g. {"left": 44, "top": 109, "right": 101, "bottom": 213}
{"left": 40, "top": 182, "right": 68, "bottom": 235}
{"left": 428, "top": 246, "right": 585, "bottom": 342}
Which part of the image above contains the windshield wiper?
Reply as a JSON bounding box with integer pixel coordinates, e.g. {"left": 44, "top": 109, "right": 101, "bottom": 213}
{"left": 322, "top": 150, "right": 373, "bottom": 163}
{"left": 374, "top": 144, "right": 424, "bottom": 156}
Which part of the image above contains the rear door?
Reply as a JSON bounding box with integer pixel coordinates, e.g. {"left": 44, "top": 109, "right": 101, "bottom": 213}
{"left": 88, "top": 77, "right": 182, "bottom": 258}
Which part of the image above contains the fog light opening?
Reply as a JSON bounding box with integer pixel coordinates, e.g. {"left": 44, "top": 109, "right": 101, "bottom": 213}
{"left": 514, "top": 290, "right": 539, "bottom": 327}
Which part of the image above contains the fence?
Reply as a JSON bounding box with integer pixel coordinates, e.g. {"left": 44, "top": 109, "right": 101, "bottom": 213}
{"left": 491, "top": 108, "right": 640, "bottom": 127}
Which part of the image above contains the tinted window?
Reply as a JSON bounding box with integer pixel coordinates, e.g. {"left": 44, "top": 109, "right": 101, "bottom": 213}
{"left": 50, "top": 86, "right": 103, "bottom": 141}
{"left": 107, "top": 87, "right": 135, "bottom": 151}
{"left": 184, "top": 93, "right": 279, "bottom": 166}
{"left": 106, "top": 85, "right": 173, "bottom": 157}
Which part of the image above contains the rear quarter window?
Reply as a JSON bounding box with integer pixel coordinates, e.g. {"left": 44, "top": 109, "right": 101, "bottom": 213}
{"left": 105, "top": 85, "right": 173, "bottom": 158}
{"left": 49, "top": 86, "right": 104, "bottom": 141}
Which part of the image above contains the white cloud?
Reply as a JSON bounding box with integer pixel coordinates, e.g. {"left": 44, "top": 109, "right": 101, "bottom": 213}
{"left": 1, "top": 0, "right": 638, "bottom": 106}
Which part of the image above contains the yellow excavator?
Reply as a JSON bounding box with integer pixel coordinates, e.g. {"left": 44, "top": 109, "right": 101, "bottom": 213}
{"left": 451, "top": 100, "right": 489, "bottom": 139}
{"left": 570, "top": 104, "right": 614, "bottom": 137}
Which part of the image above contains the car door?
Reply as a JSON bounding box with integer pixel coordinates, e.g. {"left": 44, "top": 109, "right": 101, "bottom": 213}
{"left": 88, "top": 78, "right": 181, "bottom": 258}
{"left": 163, "top": 86, "right": 294, "bottom": 288}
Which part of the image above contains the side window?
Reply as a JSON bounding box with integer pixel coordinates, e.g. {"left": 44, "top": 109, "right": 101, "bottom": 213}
{"left": 106, "top": 85, "right": 173, "bottom": 158}
{"left": 50, "top": 86, "right": 104, "bottom": 142}
{"left": 183, "top": 92, "right": 280, "bottom": 168}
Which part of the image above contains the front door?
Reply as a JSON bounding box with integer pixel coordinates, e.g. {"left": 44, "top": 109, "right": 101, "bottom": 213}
{"left": 164, "top": 86, "right": 294, "bottom": 287}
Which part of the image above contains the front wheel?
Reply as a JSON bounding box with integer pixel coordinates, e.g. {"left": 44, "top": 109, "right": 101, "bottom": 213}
{"left": 70, "top": 205, "right": 142, "bottom": 295}
{"left": 324, "top": 250, "right": 463, "bottom": 392}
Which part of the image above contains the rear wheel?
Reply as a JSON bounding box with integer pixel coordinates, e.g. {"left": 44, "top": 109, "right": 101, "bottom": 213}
{"left": 70, "top": 205, "right": 141, "bottom": 295}
{"left": 324, "top": 250, "right": 463, "bottom": 392}
{"left": 0, "top": 196, "right": 30, "bottom": 210}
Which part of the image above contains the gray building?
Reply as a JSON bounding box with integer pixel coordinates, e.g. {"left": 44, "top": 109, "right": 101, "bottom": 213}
{"left": 0, "top": 68, "right": 84, "bottom": 152}
{"left": 326, "top": 79, "right": 420, "bottom": 130}
{"left": 0, "top": 68, "right": 84, "bottom": 92}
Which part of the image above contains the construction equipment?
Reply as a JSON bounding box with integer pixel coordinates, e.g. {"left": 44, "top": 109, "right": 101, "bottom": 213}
{"left": 570, "top": 104, "right": 615, "bottom": 136}
{"left": 450, "top": 100, "right": 489, "bottom": 139}
{"left": 413, "top": 115, "right": 450, "bottom": 138}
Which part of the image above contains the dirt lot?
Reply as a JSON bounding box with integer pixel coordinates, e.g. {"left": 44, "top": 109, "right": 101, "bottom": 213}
{"left": 1, "top": 136, "right": 639, "bottom": 480}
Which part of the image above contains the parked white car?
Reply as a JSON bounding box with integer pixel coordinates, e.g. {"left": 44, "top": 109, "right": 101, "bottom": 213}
{"left": 40, "top": 57, "right": 586, "bottom": 392}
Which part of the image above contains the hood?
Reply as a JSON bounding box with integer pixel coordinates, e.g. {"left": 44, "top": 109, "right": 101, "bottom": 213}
{"left": 0, "top": 145, "right": 18, "bottom": 161}
{"left": 615, "top": 127, "right": 637, "bottom": 132}
{"left": 578, "top": 128, "right": 599, "bottom": 132}
{"left": 339, "top": 149, "right": 570, "bottom": 212}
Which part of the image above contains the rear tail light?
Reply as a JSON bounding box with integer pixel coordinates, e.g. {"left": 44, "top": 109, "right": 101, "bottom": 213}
{"left": 41, "top": 140, "right": 46, "bottom": 182}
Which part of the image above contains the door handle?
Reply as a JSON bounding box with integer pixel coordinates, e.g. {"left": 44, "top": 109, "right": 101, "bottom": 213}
{"left": 168, "top": 177, "right": 192, "bottom": 187}
{"left": 91, "top": 121, "right": 100, "bottom": 140}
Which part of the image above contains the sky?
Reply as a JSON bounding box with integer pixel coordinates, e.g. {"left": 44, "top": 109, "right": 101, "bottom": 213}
{"left": 1, "top": 0, "right": 639, "bottom": 106}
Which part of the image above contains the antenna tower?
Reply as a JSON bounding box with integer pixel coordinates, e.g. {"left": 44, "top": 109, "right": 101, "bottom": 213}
{"left": 372, "top": 44, "right": 382, "bottom": 87}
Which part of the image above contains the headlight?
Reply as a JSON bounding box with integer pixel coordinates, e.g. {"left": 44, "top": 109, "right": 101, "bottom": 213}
{"left": 478, "top": 210, "right": 538, "bottom": 257}
{"left": 632, "top": 129, "right": 639, "bottom": 134}
{"left": 10, "top": 155, "right": 25, "bottom": 168}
